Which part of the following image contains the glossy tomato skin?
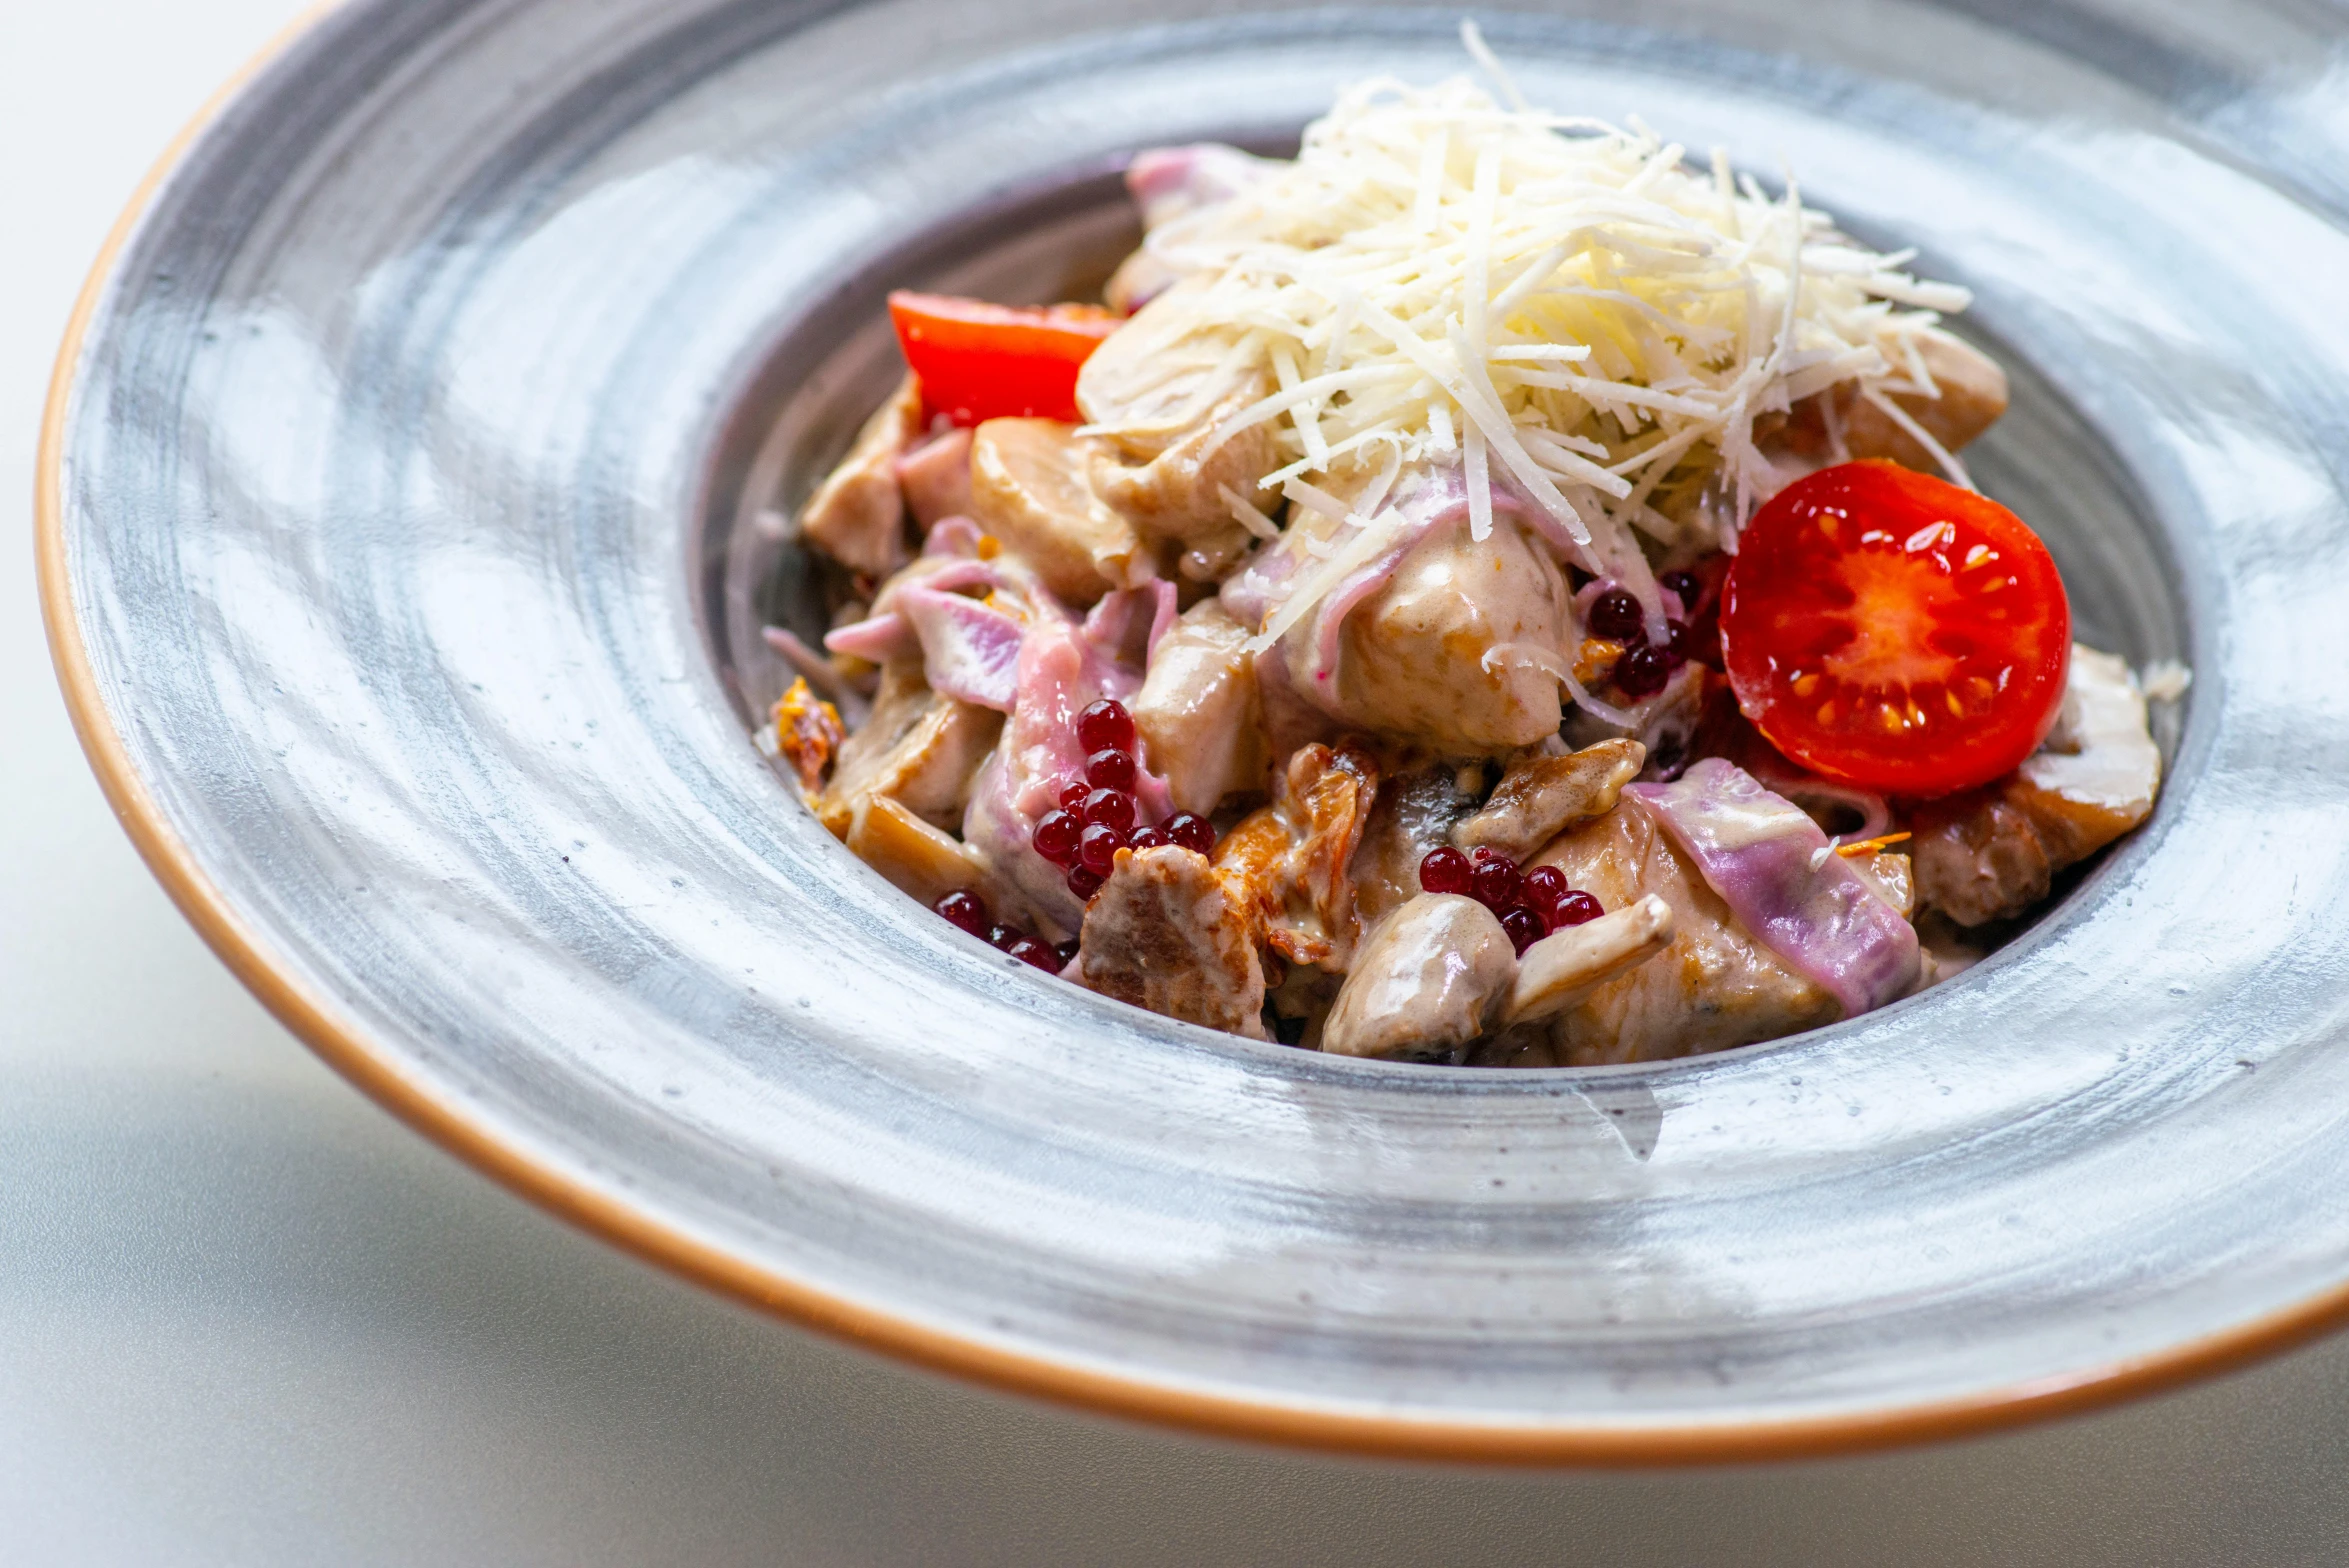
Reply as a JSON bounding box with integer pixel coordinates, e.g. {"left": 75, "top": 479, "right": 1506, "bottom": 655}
{"left": 1721, "top": 460, "right": 2070, "bottom": 797}
{"left": 886, "top": 292, "right": 1121, "bottom": 426}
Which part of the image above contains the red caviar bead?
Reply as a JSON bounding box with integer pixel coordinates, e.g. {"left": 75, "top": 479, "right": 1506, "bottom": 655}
{"left": 1469, "top": 848, "right": 1522, "bottom": 910}
{"left": 1127, "top": 825, "right": 1170, "bottom": 851}
{"left": 984, "top": 923, "right": 1021, "bottom": 952}
{"left": 1660, "top": 569, "right": 1701, "bottom": 608}
{"left": 933, "top": 890, "right": 987, "bottom": 935}
{"left": 1418, "top": 845, "right": 1472, "bottom": 895}
{"left": 1588, "top": 588, "right": 1643, "bottom": 642}
{"left": 1055, "top": 938, "right": 1081, "bottom": 966}
{"left": 1082, "top": 788, "right": 1135, "bottom": 834}
{"left": 1078, "top": 822, "right": 1124, "bottom": 874}
{"left": 1551, "top": 889, "right": 1604, "bottom": 927}
{"left": 1500, "top": 906, "right": 1546, "bottom": 955}
{"left": 1522, "top": 865, "right": 1570, "bottom": 907}
{"left": 1066, "top": 865, "right": 1104, "bottom": 899}
{"left": 1059, "top": 780, "right": 1091, "bottom": 812}
{"left": 1614, "top": 642, "right": 1671, "bottom": 698}
{"left": 1032, "top": 809, "right": 1082, "bottom": 866}
{"left": 1075, "top": 699, "right": 1135, "bottom": 754}
{"left": 1164, "top": 812, "right": 1215, "bottom": 854}
{"left": 1008, "top": 937, "right": 1059, "bottom": 972}
{"left": 1085, "top": 748, "right": 1137, "bottom": 791}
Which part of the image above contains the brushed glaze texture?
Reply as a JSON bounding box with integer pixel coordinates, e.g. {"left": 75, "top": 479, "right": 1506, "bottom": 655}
{"left": 46, "top": 0, "right": 2349, "bottom": 1452}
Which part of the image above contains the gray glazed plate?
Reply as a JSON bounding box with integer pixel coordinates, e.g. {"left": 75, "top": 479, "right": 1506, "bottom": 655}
{"left": 40, "top": 0, "right": 2349, "bottom": 1459}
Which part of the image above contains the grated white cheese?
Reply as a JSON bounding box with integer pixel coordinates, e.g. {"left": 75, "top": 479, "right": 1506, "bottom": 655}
{"left": 1081, "top": 27, "right": 1975, "bottom": 641}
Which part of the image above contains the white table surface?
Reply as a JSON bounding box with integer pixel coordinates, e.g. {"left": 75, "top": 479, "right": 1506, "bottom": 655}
{"left": 7, "top": 3, "right": 2349, "bottom": 1562}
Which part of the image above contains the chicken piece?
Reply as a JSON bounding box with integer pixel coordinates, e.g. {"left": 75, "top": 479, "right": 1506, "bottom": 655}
{"left": 1213, "top": 741, "right": 1380, "bottom": 969}
{"left": 1911, "top": 646, "right": 2161, "bottom": 927}
{"left": 966, "top": 418, "right": 1150, "bottom": 605}
{"left": 797, "top": 373, "right": 922, "bottom": 578}
{"left": 1076, "top": 276, "right": 1257, "bottom": 451}
{"left": 815, "top": 657, "right": 1003, "bottom": 837}
{"left": 1088, "top": 385, "right": 1275, "bottom": 580}
{"left": 1321, "top": 894, "right": 1517, "bottom": 1061}
{"left": 896, "top": 427, "right": 973, "bottom": 530}
{"left": 1131, "top": 601, "right": 1271, "bottom": 816}
{"left": 1452, "top": 739, "right": 1645, "bottom": 861}
{"left": 844, "top": 795, "right": 986, "bottom": 906}
{"left": 1499, "top": 895, "right": 1675, "bottom": 1027}
{"left": 772, "top": 677, "right": 846, "bottom": 800}
{"left": 1284, "top": 510, "right": 1571, "bottom": 756}
{"left": 1347, "top": 761, "right": 1490, "bottom": 928}
{"left": 1077, "top": 846, "right": 1267, "bottom": 1037}
{"left": 1779, "top": 331, "right": 2009, "bottom": 475}
{"left": 1530, "top": 801, "right": 1840, "bottom": 1064}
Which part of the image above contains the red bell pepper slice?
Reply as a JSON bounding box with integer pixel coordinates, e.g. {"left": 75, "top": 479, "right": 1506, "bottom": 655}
{"left": 887, "top": 291, "right": 1121, "bottom": 427}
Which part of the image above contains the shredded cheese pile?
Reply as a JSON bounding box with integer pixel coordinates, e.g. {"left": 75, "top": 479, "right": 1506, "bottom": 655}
{"left": 1081, "top": 30, "right": 1974, "bottom": 610}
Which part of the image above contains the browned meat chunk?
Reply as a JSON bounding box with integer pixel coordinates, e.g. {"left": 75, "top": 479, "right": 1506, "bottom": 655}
{"left": 1131, "top": 601, "right": 1270, "bottom": 816}
{"left": 1077, "top": 846, "right": 1267, "bottom": 1037}
{"left": 1911, "top": 646, "right": 2160, "bottom": 926}
{"left": 1213, "top": 741, "right": 1380, "bottom": 970}
{"left": 816, "top": 657, "right": 1002, "bottom": 837}
{"left": 797, "top": 373, "right": 922, "bottom": 578}
{"left": 1321, "top": 894, "right": 1516, "bottom": 1060}
{"left": 966, "top": 418, "right": 1150, "bottom": 605}
{"left": 1452, "top": 739, "right": 1645, "bottom": 861}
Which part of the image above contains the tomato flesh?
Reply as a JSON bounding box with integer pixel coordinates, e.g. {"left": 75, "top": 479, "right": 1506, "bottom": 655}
{"left": 1721, "top": 460, "right": 2071, "bottom": 797}
{"left": 887, "top": 291, "right": 1121, "bottom": 427}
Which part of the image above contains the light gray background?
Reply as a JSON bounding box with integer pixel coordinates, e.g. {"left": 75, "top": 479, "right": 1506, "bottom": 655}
{"left": 6, "top": 2, "right": 2348, "bottom": 1563}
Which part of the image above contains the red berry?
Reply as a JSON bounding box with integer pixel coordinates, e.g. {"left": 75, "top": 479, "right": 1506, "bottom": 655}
{"left": 1164, "top": 812, "right": 1215, "bottom": 854}
{"left": 1066, "top": 865, "right": 1104, "bottom": 899}
{"left": 1500, "top": 907, "right": 1546, "bottom": 954}
{"left": 1470, "top": 849, "right": 1522, "bottom": 910}
{"left": 1128, "top": 825, "right": 1170, "bottom": 851}
{"left": 1085, "top": 748, "right": 1137, "bottom": 791}
{"left": 1008, "top": 937, "right": 1058, "bottom": 972}
{"left": 1076, "top": 698, "right": 1134, "bottom": 754}
{"left": 1078, "top": 822, "right": 1124, "bottom": 874}
{"left": 933, "top": 890, "right": 987, "bottom": 934}
{"left": 1031, "top": 809, "right": 1082, "bottom": 866}
{"left": 1588, "top": 588, "right": 1643, "bottom": 642}
{"left": 1552, "top": 889, "right": 1604, "bottom": 927}
{"left": 1522, "top": 865, "right": 1570, "bottom": 906}
{"left": 1059, "top": 780, "right": 1091, "bottom": 812}
{"left": 1614, "top": 643, "right": 1670, "bottom": 698}
{"left": 1418, "top": 845, "right": 1472, "bottom": 895}
{"left": 1082, "top": 788, "right": 1135, "bottom": 834}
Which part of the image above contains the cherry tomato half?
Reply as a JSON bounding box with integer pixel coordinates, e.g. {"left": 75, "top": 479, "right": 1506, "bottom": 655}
{"left": 1721, "top": 460, "right": 2070, "bottom": 797}
{"left": 886, "top": 292, "right": 1122, "bottom": 427}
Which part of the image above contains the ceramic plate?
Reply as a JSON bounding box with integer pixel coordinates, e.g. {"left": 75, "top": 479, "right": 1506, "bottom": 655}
{"left": 41, "top": 0, "right": 2349, "bottom": 1459}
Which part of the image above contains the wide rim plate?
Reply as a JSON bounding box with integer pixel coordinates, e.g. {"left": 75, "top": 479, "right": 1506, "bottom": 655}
{"left": 40, "top": 0, "right": 2349, "bottom": 1459}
